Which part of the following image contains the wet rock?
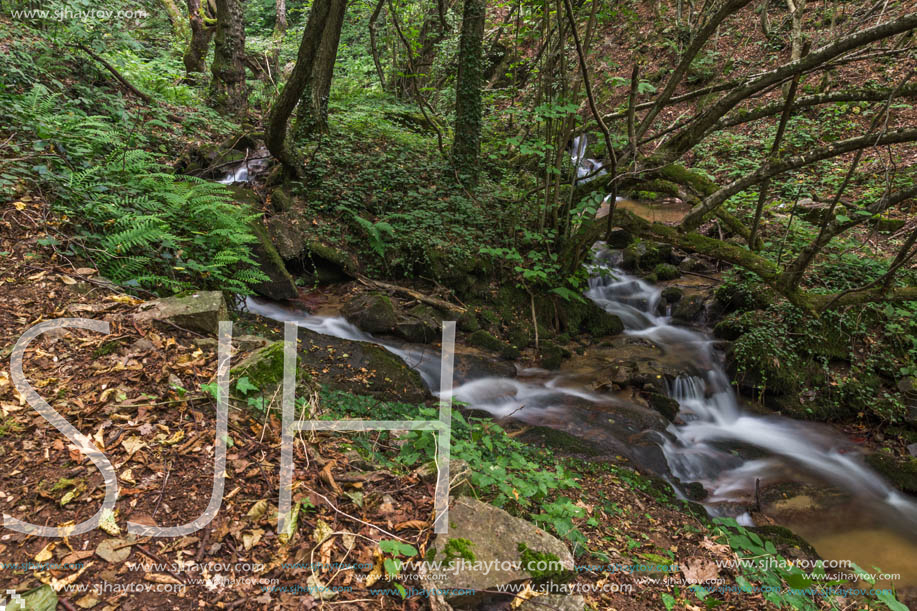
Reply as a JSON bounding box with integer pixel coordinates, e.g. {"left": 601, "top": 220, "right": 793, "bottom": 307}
{"left": 517, "top": 426, "right": 602, "bottom": 457}
{"left": 395, "top": 304, "right": 441, "bottom": 344}
{"left": 672, "top": 295, "right": 705, "bottom": 324}
{"left": 468, "top": 330, "right": 513, "bottom": 357}
{"left": 683, "top": 482, "right": 708, "bottom": 501}
{"left": 134, "top": 291, "right": 228, "bottom": 336}
{"left": 752, "top": 525, "right": 820, "bottom": 563}
{"left": 297, "top": 327, "right": 430, "bottom": 403}
{"left": 661, "top": 286, "right": 683, "bottom": 304}
{"left": 452, "top": 352, "right": 516, "bottom": 384}
{"left": 248, "top": 221, "right": 298, "bottom": 301}
{"left": 539, "top": 340, "right": 572, "bottom": 370}
{"left": 342, "top": 293, "right": 398, "bottom": 334}
{"left": 643, "top": 391, "right": 680, "bottom": 421}
{"left": 865, "top": 452, "right": 917, "bottom": 494}
{"left": 420, "top": 496, "right": 574, "bottom": 609}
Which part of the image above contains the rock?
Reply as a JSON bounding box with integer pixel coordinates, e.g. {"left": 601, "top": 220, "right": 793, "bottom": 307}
{"left": 683, "top": 482, "right": 708, "bottom": 501}
{"left": 518, "top": 594, "right": 584, "bottom": 611}
{"left": 468, "top": 329, "right": 507, "bottom": 352}
{"left": 865, "top": 452, "right": 917, "bottom": 494}
{"left": 562, "top": 299, "right": 624, "bottom": 337}
{"left": 752, "top": 525, "right": 820, "bottom": 563}
{"left": 342, "top": 293, "right": 398, "bottom": 334}
{"left": 235, "top": 334, "right": 268, "bottom": 352}
{"left": 452, "top": 352, "right": 516, "bottom": 384}
{"left": 249, "top": 221, "right": 298, "bottom": 301}
{"left": 395, "top": 304, "right": 441, "bottom": 344}
{"left": 540, "top": 340, "right": 571, "bottom": 370}
{"left": 672, "top": 295, "right": 705, "bottom": 324}
{"left": 661, "top": 286, "right": 683, "bottom": 304}
{"left": 415, "top": 459, "right": 473, "bottom": 496}
{"left": 421, "top": 497, "right": 574, "bottom": 608}
{"left": 297, "top": 327, "right": 430, "bottom": 402}
{"left": 643, "top": 391, "right": 680, "bottom": 421}
{"left": 230, "top": 341, "right": 311, "bottom": 398}
{"left": 270, "top": 186, "right": 295, "bottom": 212}
{"left": 265, "top": 213, "right": 357, "bottom": 281}
{"left": 134, "top": 291, "right": 228, "bottom": 336}
{"left": 653, "top": 263, "right": 680, "bottom": 281}
{"left": 605, "top": 229, "right": 632, "bottom": 249}
{"left": 908, "top": 443, "right": 917, "bottom": 458}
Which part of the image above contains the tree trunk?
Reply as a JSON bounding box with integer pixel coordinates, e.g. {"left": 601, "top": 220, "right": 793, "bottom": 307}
{"left": 269, "top": 0, "right": 287, "bottom": 77}
{"left": 452, "top": 0, "right": 485, "bottom": 185}
{"left": 160, "top": 0, "right": 190, "bottom": 41}
{"left": 393, "top": 0, "right": 452, "bottom": 98}
{"left": 209, "top": 0, "right": 247, "bottom": 113}
{"left": 184, "top": 0, "right": 215, "bottom": 77}
{"left": 266, "top": 0, "right": 334, "bottom": 177}
{"left": 295, "top": 0, "right": 347, "bottom": 135}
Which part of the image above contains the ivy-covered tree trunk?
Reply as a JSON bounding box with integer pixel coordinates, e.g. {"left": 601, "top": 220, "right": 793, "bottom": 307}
{"left": 452, "top": 0, "right": 485, "bottom": 185}
{"left": 183, "top": 0, "right": 215, "bottom": 77}
{"left": 269, "top": 0, "right": 287, "bottom": 76}
{"left": 294, "top": 0, "right": 346, "bottom": 135}
{"left": 209, "top": 0, "right": 247, "bottom": 113}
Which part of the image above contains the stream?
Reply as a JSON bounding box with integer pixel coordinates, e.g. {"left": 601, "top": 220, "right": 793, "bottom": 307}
{"left": 228, "top": 140, "right": 917, "bottom": 588}
{"left": 245, "top": 254, "right": 917, "bottom": 587}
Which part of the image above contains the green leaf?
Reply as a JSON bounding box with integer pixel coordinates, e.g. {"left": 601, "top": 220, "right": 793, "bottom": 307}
{"left": 661, "top": 593, "right": 676, "bottom": 610}
{"left": 234, "top": 376, "right": 258, "bottom": 396}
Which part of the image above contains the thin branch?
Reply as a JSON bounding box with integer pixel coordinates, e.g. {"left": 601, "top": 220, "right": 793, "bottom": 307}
{"left": 75, "top": 44, "right": 152, "bottom": 103}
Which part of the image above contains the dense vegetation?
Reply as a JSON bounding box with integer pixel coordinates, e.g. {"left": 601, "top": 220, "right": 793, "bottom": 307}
{"left": 1, "top": 0, "right": 916, "bottom": 608}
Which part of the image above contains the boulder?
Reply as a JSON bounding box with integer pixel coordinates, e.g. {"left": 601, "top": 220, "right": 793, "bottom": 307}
{"left": 342, "top": 293, "right": 399, "bottom": 335}
{"left": 518, "top": 594, "right": 584, "bottom": 610}
{"left": 672, "top": 295, "right": 705, "bottom": 324}
{"left": 297, "top": 327, "right": 430, "bottom": 403}
{"left": 395, "top": 304, "right": 441, "bottom": 344}
{"left": 230, "top": 341, "right": 311, "bottom": 399}
{"left": 865, "top": 452, "right": 917, "bottom": 494}
{"left": 421, "top": 496, "right": 574, "bottom": 609}
{"left": 134, "top": 291, "right": 228, "bottom": 336}
{"left": 249, "top": 221, "right": 298, "bottom": 300}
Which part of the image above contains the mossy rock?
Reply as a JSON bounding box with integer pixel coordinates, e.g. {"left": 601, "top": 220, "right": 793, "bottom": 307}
{"left": 683, "top": 482, "right": 708, "bottom": 501}
{"left": 713, "top": 311, "right": 756, "bottom": 341}
{"left": 606, "top": 229, "right": 633, "bottom": 249}
{"left": 342, "top": 293, "right": 398, "bottom": 335}
{"left": 539, "top": 340, "right": 571, "bottom": 370}
{"left": 643, "top": 391, "right": 680, "bottom": 421}
{"left": 562, "top": 299, "right": 624, "bottom": 337}
{"left": 468, "top": 329, "right": 505, "bottom": 352}
{"left": 715, "top": 280, "right": 774, "bottom": 313}
{"left": 753, "top": 525, "right": 820, "bottom": 561}
{"left": 248, "top": 221, "right": 298, "bottom": 301}
{"left": 672, "top": 295, "right": 705, "bottom": 324}
{"left": 653, "top": 263, "right": 680, "bottom": 281}
{"left": 517, "top": 425, "right": 601, "bottom": 457}
{"left": 458, "top": 310, "right": 480, "bottom": 333}
{"left": 661, "top": 286, "right": 683, "bottom": 304}
{"left": 865, "top": 452, "right": 917, "bottom": 494}
{"left": 231, "top": 341, "right": 312, "bottom": 400}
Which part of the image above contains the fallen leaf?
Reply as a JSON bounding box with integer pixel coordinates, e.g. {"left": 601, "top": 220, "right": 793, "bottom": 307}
{"left": 95, "top": 538, "right": 132, "bottom": 564}
{"left": 34, "top": 542, "right": 57, "bottom": 562}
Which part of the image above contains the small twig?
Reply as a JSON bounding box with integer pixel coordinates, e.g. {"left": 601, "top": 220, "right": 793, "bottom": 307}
{"left": 304, "top": 486, "right": 411, "bottom": 542}
{"left": 74, "top": 44, "right": 152, "bottom": 103}
{"left": 151, "top": 459, "right": 172, "bottom": 518}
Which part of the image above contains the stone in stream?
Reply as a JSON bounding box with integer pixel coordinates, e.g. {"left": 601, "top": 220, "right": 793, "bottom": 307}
{"left": 133, "top": 291, "right": 228, "bottom": 336}
{"left": 296, "top": 327, "right": 431, "bottom": 403}
{"left": 420, "top": 496, "right": 577, "bottom": 610}
{"left": 248, "top": 221, "right": 298, "bottom": 301}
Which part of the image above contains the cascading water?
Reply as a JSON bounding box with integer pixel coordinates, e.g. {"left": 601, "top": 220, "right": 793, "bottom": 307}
{"left": 585, "top": 249, "right": 917, "bottom": 532}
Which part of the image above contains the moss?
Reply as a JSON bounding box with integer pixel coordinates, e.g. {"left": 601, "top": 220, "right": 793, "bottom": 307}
{"left": 606, "top": 229, "right": 633, "bottom": 249}
{"left": 653, "top": 263, "right": 680, "bottom": 281}
{"left": 458, "top": 310, "right": 480, "bottom": 333}
{"left": 517, "top": 543, "right": 569, "bottom": 581}
{"left": 644, "top": 391, "right": 680, "bottom": 421}
{"left": 753, "top": 525, "right": 820, "bottom": 560}
{"left": 519, "top": 425, "right": 601, "bottom": 456}
{"left": 539, "top": 340, "right": 570, "bottom": 370}
{"left": 92, "top": 340, "right": 123, "bottom": 358}
{"left": 443, "top": 537, "right": 476, "bottom": 563}
{"left": 661, "top": 286, "right": 683, "bottom": 304}
{"left": 658, "top": 164, "right": 718, "bottom": 197}
{"left": 865, "top": 452, "right": 917, "bottom": 494}
{"left": 468, "top": 329, "right": 505, "bottom": 351}
{"left": 713, "top": 311, "right": 756, "bottom": 341}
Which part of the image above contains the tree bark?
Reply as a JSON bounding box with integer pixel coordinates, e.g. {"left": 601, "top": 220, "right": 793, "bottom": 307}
{"left": 209, "top": 0, "right": 247, "bottom": 114}
{"left": 661, "top": 11, "right": 917, "bottom": 161}
{"left": 452, "top": 0, "right": 485, "bottom": 185}
{"left": 160, "top": 0, "right": 190, "bottom": 41}
{"left": 269, "top": 0, "right": 288, "bottom": 77}
{"left": 266, "top": 0, "right": 333, "bottom": 177}
{"left": 295, "top": 0, "right": 347, "bottom": 135}
{"left": 184, "top": 0, "right": 215, "bottom": 77}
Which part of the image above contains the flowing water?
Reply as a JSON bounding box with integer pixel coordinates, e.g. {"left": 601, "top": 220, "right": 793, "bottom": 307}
{"left": 240, "top": 136, "right": 917, "bottom": 583}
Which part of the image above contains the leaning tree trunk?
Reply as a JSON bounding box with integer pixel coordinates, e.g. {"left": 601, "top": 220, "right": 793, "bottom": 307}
{"left": 160, "top": 0, "right": 190, "bottom": 41}
{"left": 266, "top": 0, "right": 334, "bottom": 177}
{"left": 452, "top": 0, "right": 485, "bottom": 185}
{"left": 209, "top": 0, "right": 247, "bottom": 113}
{"left": 184, "top": 0, "right": 215, "bottom": 77}
{"left": 295, "top": 0, "right": 347, "bottom": 135}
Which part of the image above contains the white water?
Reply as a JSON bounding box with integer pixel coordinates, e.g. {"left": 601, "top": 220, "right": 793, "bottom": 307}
{"left": 245, "top": 256, "right": 917, "bottom": 528}
{"left": 585, "top": 252, "right": 917, "bottom": 528}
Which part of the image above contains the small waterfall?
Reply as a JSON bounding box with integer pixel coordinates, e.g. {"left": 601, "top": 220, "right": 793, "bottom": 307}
{"left": 585, "top": 259, "right": 917, "bottom": 529}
